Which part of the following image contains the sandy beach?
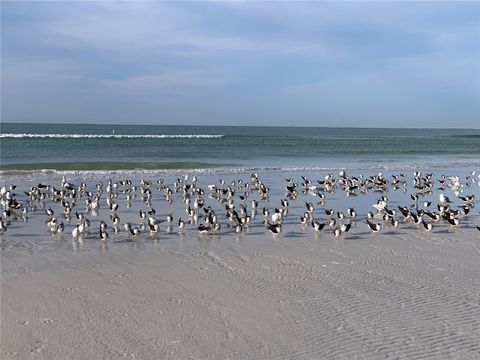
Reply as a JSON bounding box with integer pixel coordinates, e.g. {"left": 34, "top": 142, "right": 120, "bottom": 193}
{"left": 1, "top": 169, "right": 480, "bottom": 359}
{"left": 2, "top": 225, "right": 480, "bottom": 359}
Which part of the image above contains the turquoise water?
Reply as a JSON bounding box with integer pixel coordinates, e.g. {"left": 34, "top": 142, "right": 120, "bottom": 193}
{"left": 1, "top": 123, "right": 479, "bottom": 173}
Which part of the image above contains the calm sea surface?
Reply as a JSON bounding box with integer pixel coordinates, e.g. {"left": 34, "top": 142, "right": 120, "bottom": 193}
{"left": 1, "top": 123, "right": 479, "bottom": 175}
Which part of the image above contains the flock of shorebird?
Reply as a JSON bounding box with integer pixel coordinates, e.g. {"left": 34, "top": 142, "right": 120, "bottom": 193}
{"left": 0, "top": 170, "right": 479, "bottom": 242}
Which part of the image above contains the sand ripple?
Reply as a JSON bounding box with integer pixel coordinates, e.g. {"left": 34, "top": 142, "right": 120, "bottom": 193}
{"left": 2, "top": 231, "right": 480, "bottom": 359}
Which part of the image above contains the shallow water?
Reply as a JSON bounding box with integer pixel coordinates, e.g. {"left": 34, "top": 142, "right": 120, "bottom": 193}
{"left": 1, "top": 167, "right": 479, "bottom": 258}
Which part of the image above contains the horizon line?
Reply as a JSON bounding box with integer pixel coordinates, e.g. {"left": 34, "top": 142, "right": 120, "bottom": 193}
{"left": 2, "top": 122, "right": 479, "bottom": 131}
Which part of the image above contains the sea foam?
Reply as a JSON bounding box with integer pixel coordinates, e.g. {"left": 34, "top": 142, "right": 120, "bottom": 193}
{"left": 0, "top": 133, "right": 224, "bottom": 139}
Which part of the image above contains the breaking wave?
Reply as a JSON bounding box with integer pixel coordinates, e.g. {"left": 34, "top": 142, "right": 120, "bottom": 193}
{"left": 0, "top": 133, "right": 224, "bottom": 139}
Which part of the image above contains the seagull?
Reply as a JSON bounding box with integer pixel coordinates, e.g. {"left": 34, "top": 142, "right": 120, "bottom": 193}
{"left": 439, "top": 193, "right": 452, "bottom": 204}
{"left": 391, "top": 218, "right": 399, "bottom": 229}
{"left": 267, "top": 223, "right": 281, "bottom": 235}
{"left": 312, "top": 220, "right": 325, "bottom": 232}
{"left": 340, "top": 223, "right": 351, "bottom": 233}
{"left": 45, "top": 208, "right": 54, "bottom": 218}
{"left": 149, "top": 222, "right": 160, "bottom": 233}
{"left": 100, "top": 229, "right": 109, "bottom": 241}
{"left": 305, "top": 202, "right": 314, "bottom": 214}
{"left": 271, "top": 208, "right": 282, "bottom": 224}
{"left": 347, "top": 208, "right": 357, "bottom": 219}
{"left": 72, "top": 224, "right": 80, "bottom": 239}
{"left": 125, "top": 223, "right": 140, "bottom": 236}
{"left": 198, "top": 224, "right": 211, "bottom": 234}
{"left": 445, "top": 217, "right": 459, "bottom": 228}
{"left": 111, "top": 215, "right": 120, "bottom": 227}
{"left": 178, "top": 218, "right": 185, "bottom": 231}
{"left": 422, "top": 221, "right": 433, "bottom": 232}
{"left": 300, "top": 213, "right": 309, "bottom": 225}
{"left": 397, "top": 206, "right": 410, "bottom": 219}
{"left": 0, "top": 218, "right": 7, "bottom": 233}
{"left": 366, "top": 220, "right": 381, "bottom": 233}
{"left": 384, "top": 207, "right": 396, "bottom": 218}
{"left": 373, "top": 200, "right": 386, "bottom": 212}
{"left": 459, "top": 195, "right": 475, "bottom": 203}
{"left": 263, "top": 207, "right": 270, "bottom": 218}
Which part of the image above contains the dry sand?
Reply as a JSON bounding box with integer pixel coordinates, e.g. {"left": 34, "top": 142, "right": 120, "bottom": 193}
{"left": 2, "top": 229, "right": 480, "bottom": 360}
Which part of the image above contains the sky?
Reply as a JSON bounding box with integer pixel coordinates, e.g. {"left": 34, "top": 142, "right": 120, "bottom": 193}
{"left": 1, "top": 1, "right": 479, "bottom": 128}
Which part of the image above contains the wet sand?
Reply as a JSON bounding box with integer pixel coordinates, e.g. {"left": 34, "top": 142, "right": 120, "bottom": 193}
{"left": 2, "top": 229, "right": 480, "bottom": 359}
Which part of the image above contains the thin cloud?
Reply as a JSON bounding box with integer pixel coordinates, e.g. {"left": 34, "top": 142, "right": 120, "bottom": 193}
{"left": 99, "top": 70, "right": 232, "bottom": 94}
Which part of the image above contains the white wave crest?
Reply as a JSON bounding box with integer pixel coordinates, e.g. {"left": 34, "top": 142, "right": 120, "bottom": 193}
{"left": 0, "top": 133, "right": 224, "bottom": 139}
{"left": 2, "top": 161, "right": 478, "bottom": 179}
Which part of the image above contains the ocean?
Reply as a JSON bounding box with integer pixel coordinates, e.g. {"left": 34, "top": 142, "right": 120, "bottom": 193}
{"left": 1, "top": 123, "right": 480, "bottom": 176}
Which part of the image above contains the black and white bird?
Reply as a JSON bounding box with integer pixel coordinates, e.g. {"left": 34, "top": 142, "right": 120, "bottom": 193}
{"left": 422, "top": 221, "right": 433, "bottom": 232}
{"left": 391, "top": 218, "right": 399, "bottom": 229}
{"left": 300, "top": 213, "right": 309, "bottom": 225}
{"left": 0, "top": 218, "right": 7, "bottom": 233}
{"left": 178, "top": 218, "right": 185, "bottom": 231}
{"left": 445, "top": 217, "right": 460, "bottom": 228}
{"left": 72, "top": 224, "right": 81, "bottom": 239}
{"left": 198, "top": 224, "right": 211, "bottom": 234}
{"left": 340, "top": 223, "right": 351, "bottom": 234}
{"left": 439, "top": 193, "right": 452, "bottom": 204}
{"left": 305, "top": 202, "right": 314, "bottom": 214}
{"left": 325, "top": 209, "right": 335, "bottom": 217}
{"left": 312, "top": 220, "right": 325, "bottom": 232}
{"left": 347, "top": 208, "right": 357, "bottom": 219}
{"left": 267, "top": 223, "right": 281, "bottom": 235}
{"left": 149, "top": 222, "right": 160, "bottom": 233}
{"left": 45, "top": 208, "right": 54, "bottom": 218}
{"left": 100, "top": 229, "right": 109, "bottom": 241}
{"left": 366, "top": 220, "right": 381, "bottom": 233}
{"left": 125, "top": 223, "right": 140, "bottom": 236}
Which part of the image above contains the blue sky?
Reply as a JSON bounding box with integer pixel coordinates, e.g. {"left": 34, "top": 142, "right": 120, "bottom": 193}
{"left": 1, "top": 1, "right": 479, "bottom": 128}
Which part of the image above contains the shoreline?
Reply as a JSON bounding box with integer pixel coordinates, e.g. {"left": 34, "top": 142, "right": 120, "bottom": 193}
{"left": 2, "top": 162, "right": 480, "bottom": 180}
